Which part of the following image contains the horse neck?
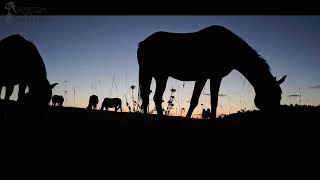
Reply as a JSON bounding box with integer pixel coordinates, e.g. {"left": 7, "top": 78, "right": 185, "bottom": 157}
{"left": 235, "top": 56, "right": 274, "bottom": 93}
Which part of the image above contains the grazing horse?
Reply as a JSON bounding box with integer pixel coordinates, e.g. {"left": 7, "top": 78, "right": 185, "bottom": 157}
{"left": 138, "top": 25, "right": 286, "bottom": 119}
{"left": 87, "top": 95, "right": 99, "bottom": 110}
{"left": 0, "top": 34, "right": 57, "bottom": 107}
{"left": 51, "top": 95, "right": 64, "bottom": 106}
{"left": 100, "top": 98, "right": 122, "bottom": 112}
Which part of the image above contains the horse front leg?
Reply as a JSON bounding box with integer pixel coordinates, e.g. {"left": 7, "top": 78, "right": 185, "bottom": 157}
{"left": 5, "top": 85, "right": 14, "bottom": 101}
{"left": 186, "top": 79, "right": 207, "bottom": 118}
{"left": 0, "top": 86, "right": 3, "bottom": 100}
{"left": 210, "top": 77, "right": 222, "bottom": 120}
{"left": 17, "top": 82, "right": 27, "bottom": 102}
{"left": 139, "top": 68, "right": 152, "bottom": 114}
{"left": 154, "top": 75, "right": 168, "bottom": 116}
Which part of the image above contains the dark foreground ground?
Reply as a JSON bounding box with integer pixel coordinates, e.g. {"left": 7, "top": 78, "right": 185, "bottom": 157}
{"left": 1, "top": 100, "right": 320, "bottom": 159}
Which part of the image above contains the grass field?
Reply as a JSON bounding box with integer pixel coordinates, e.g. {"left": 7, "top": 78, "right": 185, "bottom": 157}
{"left": 1, "top": 100, "right": 319, "bottom": 159}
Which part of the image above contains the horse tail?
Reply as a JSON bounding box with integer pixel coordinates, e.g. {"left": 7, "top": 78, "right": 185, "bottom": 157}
{"left": 137, "top": 42, "right": 144, "bottom": 102}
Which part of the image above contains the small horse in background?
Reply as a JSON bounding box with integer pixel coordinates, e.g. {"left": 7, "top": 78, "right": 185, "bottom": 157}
{"left": 87, "top": 95, "right": 99, "bottom": 110}
{"left": 100, "top": 98, "right": 122, "bottom": 112}
{"left": 138, "top": 25, "right": 286, "bottom": 119}
{"left": 202, "top": 108, "right": 211, "bottom": 119}
{"left": 51, "top": 95, "right": 64, "bottom": 107}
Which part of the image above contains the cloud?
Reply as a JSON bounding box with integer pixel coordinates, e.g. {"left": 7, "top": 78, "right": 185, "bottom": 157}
{"left": 218, "top": 94, "right": 228, "bottom": 97}
{"left": 202, "top": 93, "right": 228, "bottom": 97}
{"left": 309, "top": 85, "right": 320, "bottom": 89}
{"left": 288, "top": 94, "right": 301, "bottom": 97}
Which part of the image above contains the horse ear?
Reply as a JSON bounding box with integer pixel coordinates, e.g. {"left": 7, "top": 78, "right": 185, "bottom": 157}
{"left": 50, "top": 83, "right": 58, "bottom": 89}
{"left": 277, "top": 75, "right": 287, "bottom": 85}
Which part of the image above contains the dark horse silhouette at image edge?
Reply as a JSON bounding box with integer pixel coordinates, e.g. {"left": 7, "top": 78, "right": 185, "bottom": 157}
{"left": 0, "top": 34, "right": 57, "bottom": 107}
{"left": 138, "top": 25, "right": 286, "bottom": 119}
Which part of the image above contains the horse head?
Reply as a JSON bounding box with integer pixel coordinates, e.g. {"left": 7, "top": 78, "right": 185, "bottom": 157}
{"left": 254, "top": 75, "right": 286, "bottom": 112}
{"left": 19, "top": 79, "right": 58, "bottom": 108}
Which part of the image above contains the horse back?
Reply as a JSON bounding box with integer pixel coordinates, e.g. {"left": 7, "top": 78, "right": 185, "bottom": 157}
{"left": 0, "top": 34, "right": 47, "bottom": 84}
{"left": 137, "top": 25, "right": 258, "bottom": 79}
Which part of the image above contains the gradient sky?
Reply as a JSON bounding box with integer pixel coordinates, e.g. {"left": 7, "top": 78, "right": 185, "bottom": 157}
{"left": 1, "top": 16, "right": 320, "bottom": 117}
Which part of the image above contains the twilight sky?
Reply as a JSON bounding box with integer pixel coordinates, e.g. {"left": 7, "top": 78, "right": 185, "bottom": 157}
{"left": 1, "top": 16, "right": 320, "bottom": 117}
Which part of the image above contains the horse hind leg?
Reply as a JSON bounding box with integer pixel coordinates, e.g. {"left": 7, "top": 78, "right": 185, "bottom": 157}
{"left": 186, "top": 79, "right": 207, "bottom": 118}
{"left": 116, "top": 104, "right": 122, "bottom": 112}
{"left": 154, "top": 75, "right": 168, "bottom": 116}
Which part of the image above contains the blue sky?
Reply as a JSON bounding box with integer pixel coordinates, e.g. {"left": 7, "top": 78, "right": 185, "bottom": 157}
{"left": 1, "top": 16, "right": 320, "bottom": 117}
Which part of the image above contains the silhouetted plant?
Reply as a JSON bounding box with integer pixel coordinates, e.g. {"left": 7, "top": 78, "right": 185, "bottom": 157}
{"left": 130, "top": 85, "right": 136, "bottom": 112}
{"left": 180, "top": 107, "right": 185, "bottom": 115}
{"left": 165, "top": 88, "right": 176, "bottom": 115}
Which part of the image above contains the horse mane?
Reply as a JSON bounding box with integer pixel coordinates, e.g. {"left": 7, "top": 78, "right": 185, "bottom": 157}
{"left": 199, "top": 25, "right": 271, "bottom": 72}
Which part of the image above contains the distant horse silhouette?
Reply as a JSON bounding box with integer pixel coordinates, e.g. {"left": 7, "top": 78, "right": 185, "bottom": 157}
{"left": 0, "top": 34, "right": 58, "bottom": 107}
{"left": 138, "top": 25, "right": 286, "bottom": 119}
{"left": 202, "top": 108, "right": 211, "bottom": 119}
{"left": 51, "top": 95, "right": 64, "bottom": 106}
{"left": 100, "top": 98, "right": 122, "bottom": 112}
{"left": 87, "top": 95, "right": 99, "bottom": 110}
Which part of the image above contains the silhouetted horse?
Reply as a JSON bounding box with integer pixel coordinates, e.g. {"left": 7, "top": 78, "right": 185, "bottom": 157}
{"left": 100, "top": 98, "right": 122, "bottom": 112}
{"left": 51, "top": 95, "right": 64, "bottom": 106}
{"left": 138, "top": 25, "right": 286, "bottom": 119}
{"left": 87, "top": 95, "right": 99, "bottom": 110}
{"left": 202, "top": 108, "right": 211, "bottom": 119}
{"left": 0, "top": 34, "right": 57, "bottom": 107}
